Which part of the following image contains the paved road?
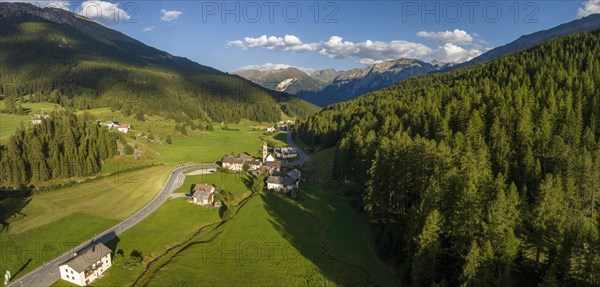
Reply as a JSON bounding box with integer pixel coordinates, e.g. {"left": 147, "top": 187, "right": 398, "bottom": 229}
{"left": 283, "top": 131, "right": 311, "bottom": 166}
{"left": 8, "top": 163, "right": 215, "bottom": 287}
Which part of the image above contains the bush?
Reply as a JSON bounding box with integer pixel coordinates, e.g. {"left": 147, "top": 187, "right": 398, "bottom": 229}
{"left": 124, "top": 144, "right": 134, "bottom": 155}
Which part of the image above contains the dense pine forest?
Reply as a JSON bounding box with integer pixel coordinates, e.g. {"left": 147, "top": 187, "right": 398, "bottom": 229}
{"left": 0, "top": 3, "right": 319, "bottom": 124}
{"left": 0, "top": 111, "right": 118, "bottom": 188}
{"left": 298, "top": 31, "right": 600, "bottom": 286}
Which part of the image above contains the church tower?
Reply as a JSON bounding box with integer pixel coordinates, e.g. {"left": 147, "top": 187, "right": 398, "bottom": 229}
{"left": 262, "top": 142, "right": 268, "bottom": 163}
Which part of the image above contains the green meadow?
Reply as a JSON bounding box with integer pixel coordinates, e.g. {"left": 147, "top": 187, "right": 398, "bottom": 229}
{"left": 84, "top": 148, "right": 398, "bottom": 286}
{"left": 0, "top": 166, "right": 172, "bottom": 280}
{"left": 132, "top": 186, "right": 399, "bottom": 287}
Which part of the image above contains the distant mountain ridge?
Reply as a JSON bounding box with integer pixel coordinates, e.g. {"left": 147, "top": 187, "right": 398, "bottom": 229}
{"left": 445, "top": 13, "right": 600, "bottom": 72}
{"left": 297, "top": 58, "right": 451, "bottom": 106}
{"left": 236, "top": 14, "right": 600, "bottom": 107}
{"left": 233, "top": 67, "right": 333, "bottom": 94}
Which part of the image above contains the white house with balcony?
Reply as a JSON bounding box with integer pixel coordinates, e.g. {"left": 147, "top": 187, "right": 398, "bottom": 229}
{"left": 59, "top": 243, "right": 112, "bottom": 286}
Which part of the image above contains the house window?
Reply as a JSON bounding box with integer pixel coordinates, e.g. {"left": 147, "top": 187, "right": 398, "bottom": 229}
{"left": 71, "top": 270, "right": 73, "bottom": 274}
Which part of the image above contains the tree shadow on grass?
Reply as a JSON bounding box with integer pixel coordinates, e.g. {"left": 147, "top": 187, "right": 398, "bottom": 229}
{"left": 260, "top": 192, "right": 373, "bottom": 287}
{"left": 0, "top": 189, "right": 32, "bottom": 233}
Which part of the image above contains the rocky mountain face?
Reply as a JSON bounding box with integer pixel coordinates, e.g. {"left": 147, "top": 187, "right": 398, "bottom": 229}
{"left": 233, "top": 67, "right": 329, "bottom": 94}
{"left": 299, "top": 58, "right": 445, "bottom": 106}
{"left": 309, "top": 69, "right": 342, "bottom": 83}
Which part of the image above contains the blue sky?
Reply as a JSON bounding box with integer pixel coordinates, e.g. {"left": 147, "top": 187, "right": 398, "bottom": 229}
{"left": 7, "top": 0, "right": 599, "bottom": 72}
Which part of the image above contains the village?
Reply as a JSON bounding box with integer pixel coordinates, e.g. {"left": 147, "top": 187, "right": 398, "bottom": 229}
{"left": 186, "top": 142, "right": 301, "bottom": 208}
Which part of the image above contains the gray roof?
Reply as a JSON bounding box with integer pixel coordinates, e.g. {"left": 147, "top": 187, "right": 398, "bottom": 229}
{"left": 267, "top": 176, "right": 296, "bottom": 187}
{"left": 63, "top": 243, "right": 111, "bottom": 273}
{"left": 264, "top": 161, "right": 281, "bottom": 168}
{"left": 222, "top": 155, "right": 248, "bottom": 165}
{"left": 192, "top": 184, "right": 214, "bottom": 200}
{"left": 287, "top": 169, "right": 301, "bottom": 181}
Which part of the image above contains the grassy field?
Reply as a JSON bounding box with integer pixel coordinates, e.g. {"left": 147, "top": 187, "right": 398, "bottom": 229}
{"left": 137, "top": 194, "right": 330, "bottom": 287}
{"left": 55, "top": 198, "right": 222, "bottom": 287}
{"left": 0, "top": 166, "right": 174, "bottom": 281}
{"left": 0, "top": 213, "right": 120, "bottom": 281}
{"left": 136, "top": 185, "right": 399, "bottom": 287}
{"left": 4, "top": 165, "right": 173, "bottom": 235}
{"left": 173, "top": 171, "right": 252, "bottom": 205}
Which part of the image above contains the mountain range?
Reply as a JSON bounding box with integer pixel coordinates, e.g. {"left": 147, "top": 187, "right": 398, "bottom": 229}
{"left": 235, "top": 13, "right": 600, "bottom": 106}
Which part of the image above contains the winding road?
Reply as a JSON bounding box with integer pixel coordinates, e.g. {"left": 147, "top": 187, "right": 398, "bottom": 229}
{"left": 8, "top": 163, "right": 216, "bottom": 287}
{"left": 283, "top": 131, "right": 310, "bottom": 166}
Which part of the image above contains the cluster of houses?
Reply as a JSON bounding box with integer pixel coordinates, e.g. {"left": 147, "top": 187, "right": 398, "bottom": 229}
{"left": 274, "top": 147, "right": 298, "bottom": 159}
{"left": 266, "top": 120, "right": 295, "bottom": 133}
{"left": 100, "top": 121, "right": 131, "bottom": 133}
{"left": 220, "top": 143, "right": 302, "bottom": 192}
{"left": 59, "top": 243, "right": 112, "bottom": 286}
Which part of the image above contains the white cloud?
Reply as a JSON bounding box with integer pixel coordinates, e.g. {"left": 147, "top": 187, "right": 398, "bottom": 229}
{"left": 160, "top": 8, "right": 182, "bottom": 22}
{"left": 142, "top": 26, "right": 154, "bottom": 32}
{"left": 78, "top": 1, "right": 130, "bottom": 25}
{"left": 319, "top": 36, "right": 433, "bottom": 63}
{"left": 417, "top": 29, "right": 474, "bottom": 45}
{"left": 228, "top": 34, "right": 484, "bottom": 64}
{"left": 577, "top": 0, "right": 600, "bottom": 17}
{"left": 227, "top": 35, "right": 318, "bottom": 52}
{"left": 431, "top": 43, "right": 481, "bottom": 63}
{"left": 238, "top": 63, "right": 313, "bottom": 73}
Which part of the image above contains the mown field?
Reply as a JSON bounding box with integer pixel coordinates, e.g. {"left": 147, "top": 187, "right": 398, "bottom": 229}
{"left": 0, "top": 166, "right": 172, "bottom": 280}
{"left": 134, "top": 185, "right": 398, "bottom": 287}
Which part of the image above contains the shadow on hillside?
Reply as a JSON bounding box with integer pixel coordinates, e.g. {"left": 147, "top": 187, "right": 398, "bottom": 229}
{"left": 260, "top": 192, "right": 372, "bottom": 287}
{"left": 0, "top": 189, "right": 32, "bottom": 233}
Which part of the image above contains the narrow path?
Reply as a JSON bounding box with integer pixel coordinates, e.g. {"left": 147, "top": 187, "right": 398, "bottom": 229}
{"left": 8, "top": 163, "right": 216, "bottom": 287}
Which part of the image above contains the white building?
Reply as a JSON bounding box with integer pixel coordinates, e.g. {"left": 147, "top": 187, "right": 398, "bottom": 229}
{"left": 266, "top": 127, "right": 276, "bottom": 133}
{"left": 275, "top": 147, "right": 298, "bottom": 159}
{"left": 191, "top": 184, "right": 215, "bottom": 206}
{"left": 117, "top": 124, "right": 131, "bottom": 133}
{"left": 267, "top": 169, "right": 301, "bottom": 191}
{"left": 59, "top": 243, "right": 112, "bottom": 286}
{"left": 264, "top": 154, "right": 276, "bottom": 162}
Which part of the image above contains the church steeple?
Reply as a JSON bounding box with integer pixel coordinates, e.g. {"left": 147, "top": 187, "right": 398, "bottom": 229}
{"left": 262, "top": 142, "right": 268, "bottom": 163}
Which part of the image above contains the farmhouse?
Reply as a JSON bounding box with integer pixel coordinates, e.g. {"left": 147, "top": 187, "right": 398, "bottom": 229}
{"left": 102, "top": 121, "right": 119, "bottom": 128}
{"left": 191, "top": 184, "right": 215, "bottom": 206}
{"left": 222, "top": 155, "right": 247, "bottom": 171}
{"left": 59, "top": 243, "right": 112, "bottom": 286}
{"left": 266, "top": 127, "right": 276, "bottom": 133}
{"left": 117, "top": 124, "right": 131, "bottom": 133}
{"left": 267, "top": 169, "right": 301, "bottom": 191}
{"left": 275, "top": 147, "right": 298, "bottom": 159}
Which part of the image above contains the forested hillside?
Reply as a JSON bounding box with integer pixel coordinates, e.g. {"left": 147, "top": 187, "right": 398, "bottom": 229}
{"left": 0, "top": 111, "right": 119, "bottom": 188}
{"left": 0, "top": 3, "right": 318, "bottom": 124}
{"left": 298, "top": 31, "right": 600, "bottom": 286}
